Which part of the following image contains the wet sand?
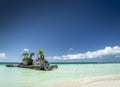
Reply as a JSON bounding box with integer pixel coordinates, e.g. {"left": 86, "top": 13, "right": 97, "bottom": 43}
{"left": 57, "top": 75, "right": 120, "bottom": 87}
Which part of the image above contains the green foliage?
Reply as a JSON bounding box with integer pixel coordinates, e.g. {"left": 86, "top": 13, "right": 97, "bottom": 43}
{"left": 23, "top": 53, "right": 29, "bottom": 59}
{"left": 30, "top": 52, "right": 35, "bottom": 59}
{"left": 38, "top": 49, "right": 44, "bottom": 55}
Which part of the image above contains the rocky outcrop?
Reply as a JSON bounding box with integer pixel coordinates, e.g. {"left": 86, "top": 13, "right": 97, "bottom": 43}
{"left": 6, "top": 50, "right": 58, "bottom": 71}
{"left": 23, "top": 58, "right": 33, "bottom": 66}
{"left": 6, "top": 63, "right": 58, "bottom": 71}
{"left": 6, "top": 57, "right": 58, "bottom": 71}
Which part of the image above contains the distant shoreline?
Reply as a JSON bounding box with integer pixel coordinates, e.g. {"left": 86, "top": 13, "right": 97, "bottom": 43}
{"left": 0, "top": 62, "right": 120, "bottom": 64}
{"left": 51, "top": 62, "right": 120, "bottom": 64}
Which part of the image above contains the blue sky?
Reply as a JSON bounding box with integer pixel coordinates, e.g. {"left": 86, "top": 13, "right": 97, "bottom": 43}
{"left": 0, "top": 0, "right": 120, "bottom": 62}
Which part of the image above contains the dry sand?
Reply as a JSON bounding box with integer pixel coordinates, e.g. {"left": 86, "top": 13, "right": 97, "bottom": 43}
{"left": 57, "top": 75, "right": 120, "bottom": 87}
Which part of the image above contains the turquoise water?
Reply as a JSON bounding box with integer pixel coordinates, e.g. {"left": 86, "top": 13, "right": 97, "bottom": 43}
{"left": 0, "top": 63, "right": 120, "bottom": 87}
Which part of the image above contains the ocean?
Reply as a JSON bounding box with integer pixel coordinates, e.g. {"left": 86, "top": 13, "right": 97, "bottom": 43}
{"left": 0, "top": 62, "right": 120, "bottom": 87}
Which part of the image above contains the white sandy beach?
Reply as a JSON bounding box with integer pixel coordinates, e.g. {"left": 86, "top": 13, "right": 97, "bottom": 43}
{"left": 1, "top": 64, "right": 120, "bottom": 87}
{"left": 58, "top": 75, "right": 120, "bottom": 87}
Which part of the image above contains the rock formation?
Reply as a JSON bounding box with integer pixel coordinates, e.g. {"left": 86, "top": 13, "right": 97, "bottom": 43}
{"left": 6, "top": 49, "right": 58, "bottom": 71}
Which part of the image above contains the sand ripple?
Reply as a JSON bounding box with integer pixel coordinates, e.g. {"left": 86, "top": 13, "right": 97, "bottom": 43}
{"left": 57, "top": 75, "right": 120, "bottom": 87}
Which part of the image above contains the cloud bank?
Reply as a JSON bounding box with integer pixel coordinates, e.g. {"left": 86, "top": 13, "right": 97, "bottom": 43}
{"left": 0, "top": 53, "right": 6, "bottom": 58}
{"left": 69, "top": 48, "right": 74, "bottom": 51}
{"left": 24, "top": 49, "right": 29, "bottom": 52}
{"left": 48, "top": 46, "right": 120, "bottom": 60}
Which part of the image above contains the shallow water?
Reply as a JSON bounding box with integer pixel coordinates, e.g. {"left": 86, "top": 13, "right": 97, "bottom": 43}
{"left": 0, "top": 63, "right": 120, "bottom": 87}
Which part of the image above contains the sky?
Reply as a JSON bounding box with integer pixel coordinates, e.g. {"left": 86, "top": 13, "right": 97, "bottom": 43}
{"left": 0, "top": 0, "right": 120, "bottom": 62}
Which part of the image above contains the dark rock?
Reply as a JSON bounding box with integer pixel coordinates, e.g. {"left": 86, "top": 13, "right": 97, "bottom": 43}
{"left": 6, "top": 53, "right": 58, "bottom": 71}
{"left": 6, "top": 64, "right": 13, "bottom": 67}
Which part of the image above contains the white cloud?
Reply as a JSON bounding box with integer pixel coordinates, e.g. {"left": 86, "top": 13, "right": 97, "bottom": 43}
{"left": 24, "top": 49, "right": 29, "bottom": 52}
{"left": 48, "top": 46, "right": 120, "bottom": 60}
{"left": 69, "top": 48, "right": 74, "bottom": 51}
{"left": 116, "top": 55, "right": 120, "bottom": 58}
{"left": 0, "top": 53, "right": 6, "bottom": 58}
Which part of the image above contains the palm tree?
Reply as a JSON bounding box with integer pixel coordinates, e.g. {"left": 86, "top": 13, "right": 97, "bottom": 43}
{"left": 23, "top": 52, "right": 29, "bottom": 59}
{"left": 30, "top": 53, "right": 35, "bottom": 59}
{"left": 22, "top": 51, "right": 29, "bottom": 65}
{"left": 38, "top": 49, "right": 44, "bottom": 58}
